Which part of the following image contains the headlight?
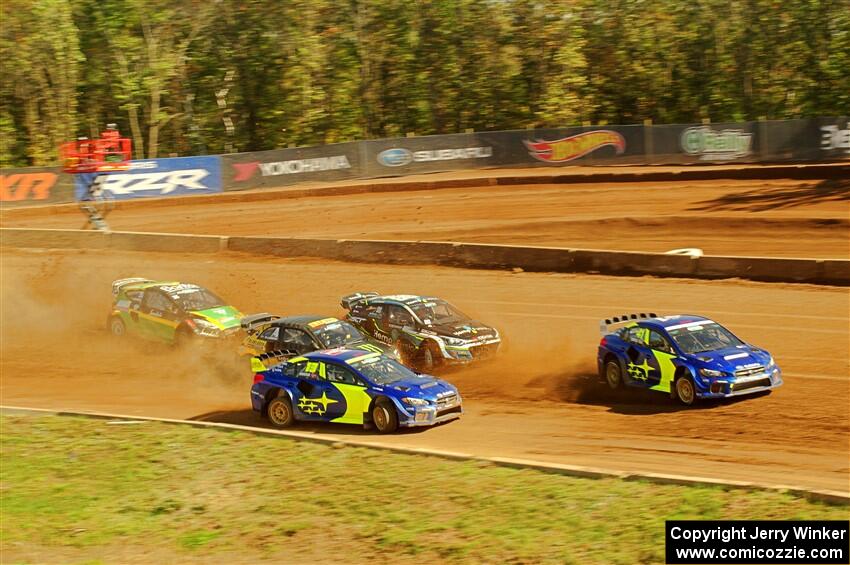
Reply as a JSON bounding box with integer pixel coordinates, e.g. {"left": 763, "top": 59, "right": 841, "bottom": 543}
{"left": 443, "top": 336, "right": 466, "bottom": 346}
{"left": 192, "top": 319, "right": 221, "bottom": 336}
{"left": 402, "top": 397, "right": 430, "bottom": 407}
{"left": 699, "top": 368, "right": 723, "bottom": 378}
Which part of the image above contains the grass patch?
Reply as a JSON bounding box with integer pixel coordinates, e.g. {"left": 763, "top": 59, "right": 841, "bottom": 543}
{"left": 1, "top": 414, "right": 846, "bottom": 564}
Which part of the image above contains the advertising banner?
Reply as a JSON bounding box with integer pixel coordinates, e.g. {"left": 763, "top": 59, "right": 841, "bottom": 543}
{"left": 221, "top": 142, "right": 361, "bottom": 191}
{"left": 816, "top": 116, "right": 850, "bottom": 160}
{"left": 651, "top": 122, "right": 759, "bottom": 164}
{"left": 0, "top": 166, "right": 75, "bottom": 207}
{"left": 363, "top": 133, "right": 500, "bottom": 177}
{"left": 72, "top": 156, "right": 222, "bottom": 200}
{"left": 478, "top": 125, "right": 647, "bottom": 168}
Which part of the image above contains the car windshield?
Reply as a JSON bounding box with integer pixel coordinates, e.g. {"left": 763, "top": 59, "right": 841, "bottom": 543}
{"left": 668, "top": 323, "right": 743, "bottom": 354}
{"left": 349, "top": 355, "right": 418, "bottom": 385}
{"left": 166, "top": 286, "right": 225, "bottom": 311}
{"left": 313, "top": 321, "right": 364, "bottom": 348}
{"left": 410, "top": 299, "right": 468, "bottom": 325}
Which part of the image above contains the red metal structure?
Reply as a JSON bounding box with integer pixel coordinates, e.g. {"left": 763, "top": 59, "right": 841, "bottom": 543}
{"left": 59, "top": 124, "right": 132, "bottom": 232}
{"left": 60, "top": 124, "right": 132, "bottom": 174}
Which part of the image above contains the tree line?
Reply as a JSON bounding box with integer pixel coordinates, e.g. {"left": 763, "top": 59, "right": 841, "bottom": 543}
{"left": 2, "top": 0, "right": 848, "bottom": 166}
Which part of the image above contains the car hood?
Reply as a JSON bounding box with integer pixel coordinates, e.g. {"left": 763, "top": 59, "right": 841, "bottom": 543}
{"left": 347, "top": 340, "right": 397, "bottom": 359}
{"left": 190, "top": 306, "right": 243, "bottom": 330}
{"left": 387, "top": 375, "right": 459, "bottom": 399}
{"left": 426, "top": 319, "right": 498, "bottom": 342}
{"left": 690, "top": 345, "right": 772, "bottom": 373}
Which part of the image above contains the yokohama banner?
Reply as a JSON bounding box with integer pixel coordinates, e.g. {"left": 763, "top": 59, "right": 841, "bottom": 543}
{"left": 221, "top": 142, "right": 361, "bottom": 190}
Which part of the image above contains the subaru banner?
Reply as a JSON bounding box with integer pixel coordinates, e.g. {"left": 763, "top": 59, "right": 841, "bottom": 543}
{"left": 73, "top": 156, "right": 222, "bottom": 201}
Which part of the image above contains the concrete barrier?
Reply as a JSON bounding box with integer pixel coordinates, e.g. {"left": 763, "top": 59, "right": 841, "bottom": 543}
{"left": 109, "top": 231, "right": 227, "bottom": 254}
{"left": 696, "top": 255, "right": 824, "bottom": 283}
{"left": 822, "top": 260, "right": 850, "bottom": 286}
{"left": 0, "top": 228, "right": 112, "bottom": 250}
{"left": 3, "top": 228, "right": 847, "bottom": 285}
{"left": 0, "top": 228, "right": 226, "bottom": 254}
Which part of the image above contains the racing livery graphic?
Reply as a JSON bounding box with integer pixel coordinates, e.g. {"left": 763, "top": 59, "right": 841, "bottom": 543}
{"left": 524, "top": 130, "right": 625, "bottom": 162}
{"left": 240, "top": 314, "right": 393, "bottom": 367}
{"left": 340, "top": 292, "right": 501, "bottom": 370}
{"left": 251, "top": 349, "right": 463, "bottom": 433}
{"left": 107, "top": 278, "right": 242, "bottom": 344}
{"left": 597, "top": 313, "right": 782, "bottom": 405}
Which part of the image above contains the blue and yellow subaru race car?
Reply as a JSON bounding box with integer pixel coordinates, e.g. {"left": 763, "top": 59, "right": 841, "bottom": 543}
{"left": 597, "top": 313, "right": 782, "bottom": 405}
{"left": 250, "top": 349, "right": 462, "bottom": 433}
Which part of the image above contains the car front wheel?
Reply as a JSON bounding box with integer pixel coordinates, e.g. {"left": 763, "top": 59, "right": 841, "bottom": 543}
{"left": 372, "top": 399, "right": 399, "bottom": 433}
{"left": 674, "top": 375, "right": 697, "bottom": 406}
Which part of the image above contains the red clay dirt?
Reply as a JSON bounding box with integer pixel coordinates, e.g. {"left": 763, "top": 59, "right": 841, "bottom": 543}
{"left": 2, "top": 176, "right": 848, "bottom": 258}
{"left": 1, "top": 248, "right": 847, "bottom": 492}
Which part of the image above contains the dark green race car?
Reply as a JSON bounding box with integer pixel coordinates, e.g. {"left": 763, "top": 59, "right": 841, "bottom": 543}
{"left": 107, "top": 278, "right": 243, "bottom": 344}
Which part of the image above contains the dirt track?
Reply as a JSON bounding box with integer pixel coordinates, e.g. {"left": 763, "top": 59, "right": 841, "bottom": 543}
{"left": 2, "top": 248, "right": 847, "bottom": 492}
{"left": 2, "top": 177, "right": 848, "bottom": 258}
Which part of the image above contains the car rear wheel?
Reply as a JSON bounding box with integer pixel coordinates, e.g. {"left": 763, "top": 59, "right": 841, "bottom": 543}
{"left": 674, "top": 375, "right": 696, "bottom": 406}
{"left": 605, "top": 360, "right": 622, "bottom": 389}
{"left": 267, "top": 396, "right": 295, "bottom": 428}
{"left": 109, "top": 316, "right": 126, "bottom": 337}
{"left": 372, "top": 399, "right": 399, "bottom": 433}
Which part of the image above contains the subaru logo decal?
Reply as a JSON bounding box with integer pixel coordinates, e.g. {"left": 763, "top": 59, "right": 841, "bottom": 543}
{"left": 377, "top": 148, "right": 413, "bottom": 167}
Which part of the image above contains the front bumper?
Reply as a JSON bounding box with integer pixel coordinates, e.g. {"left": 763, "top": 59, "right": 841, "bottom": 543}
{"left": 396, "top": 400, "right": 463, "bottom": 428}
{"left": 696, "top": 368, "right": 783, "bottom": 399}
{"left": 442, "top": 339, "right": 501, "bottom": 364}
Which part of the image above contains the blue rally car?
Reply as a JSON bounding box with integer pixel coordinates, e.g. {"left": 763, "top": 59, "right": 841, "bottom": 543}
{"left": 250, "top": 349, "right": 462, "bottom": 433}
{"left": 597, "top": 313, "right": 782, "bottom": 405}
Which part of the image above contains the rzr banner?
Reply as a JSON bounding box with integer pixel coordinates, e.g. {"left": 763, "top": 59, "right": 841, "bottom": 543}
{"left": 72, "top": 156, "right": 222, "bottom": 200}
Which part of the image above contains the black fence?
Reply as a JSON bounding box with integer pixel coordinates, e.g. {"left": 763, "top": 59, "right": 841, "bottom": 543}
{"left": 3, "top": 117, "right": 848, "bottom": 205}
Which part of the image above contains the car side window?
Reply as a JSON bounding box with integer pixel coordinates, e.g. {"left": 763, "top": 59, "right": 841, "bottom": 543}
{"left": 325, "top": 363, "right": 363, "bottom": 386}
{"left": 388, "top": 305, "right": 413, "bottom": 326}
{"left": 365, "top": 305, "right": 383, "bottom": 319}
{"left": 297, "top": 360, "right": 326, "bottom": 380}
{"left": 624, "top": 326, "right": 645, "bottom": 345}
{"left": 260, "top": 326, "right": 280, "bottom": 341}
{"left": 126, "top": 289, "right": 143, "bottom": 308}
{"left": 648, "top": 330, "right": 674, "bottom": 354}
{"left": 142, "top": 290, "right": 173, "bottom": 313}
{"left": 283, "top": 361, "right": 305, "bottom": 378}
{"left": 281, "top": 328, "right": 314, "bottom": 353}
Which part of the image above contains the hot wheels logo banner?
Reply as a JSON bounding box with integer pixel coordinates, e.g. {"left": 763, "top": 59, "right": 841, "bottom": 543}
{"left": 524, "top": 130, "right": 626, "bottom": 162}
{"left": 73, "top": 156, "right": 222, "bottom": 200}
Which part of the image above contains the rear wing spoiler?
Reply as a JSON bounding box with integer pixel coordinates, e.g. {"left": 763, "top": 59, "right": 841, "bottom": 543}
{"left": 240, "top": 313, "right": 279, "bottom": 331}
{"left": 111, "top": 277, "right": 153, "bottom": 298}
{"left": 250, "top": 349, "right": 298, "bottom": 372}
{"left": 599, "top": 312, "right": 658, "bottom": 335}
{"left": 340, "top": 292, "right": 379, "bottom": 311}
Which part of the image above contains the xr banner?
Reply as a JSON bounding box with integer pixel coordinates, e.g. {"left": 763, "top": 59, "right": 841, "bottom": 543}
{"left": 0, "top": 167, "right": 74, "bottom": 206}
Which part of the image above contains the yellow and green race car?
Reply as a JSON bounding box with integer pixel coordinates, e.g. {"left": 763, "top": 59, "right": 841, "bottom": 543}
{"left": 107, "top": 278, "right": 243, "bottom": 344}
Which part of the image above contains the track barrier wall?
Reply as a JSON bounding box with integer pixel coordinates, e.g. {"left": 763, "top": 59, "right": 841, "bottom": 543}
{"left": 2, "top": 228, "right": 847, "bottom": 285}
{"left": 2, "top": 117, "right": 848, "bottom": 207}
